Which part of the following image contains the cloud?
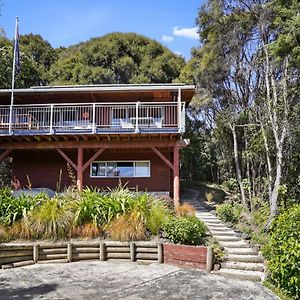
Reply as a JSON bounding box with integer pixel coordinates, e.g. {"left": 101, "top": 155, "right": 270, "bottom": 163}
{"left": 174, "top": 51, "right": 182, "bottom": 56}
{"left": 162, "top": 35, "right": 174, "bottom": 43}
{"left": 173, "top": 26, "right": 198, "bottom": 40}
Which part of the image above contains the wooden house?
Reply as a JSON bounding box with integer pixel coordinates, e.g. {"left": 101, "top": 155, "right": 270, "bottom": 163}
{"left": 0, "top": 84, "right": 195, "bottom": 205}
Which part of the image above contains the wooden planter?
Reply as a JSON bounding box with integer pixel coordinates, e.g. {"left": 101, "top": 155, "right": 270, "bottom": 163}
{"left": 162, "top": 243, "right": 213, "bottom": 272}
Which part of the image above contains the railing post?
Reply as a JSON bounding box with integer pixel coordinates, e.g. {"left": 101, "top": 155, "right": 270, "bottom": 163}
{"left": 181, "top": 102, "right": 185, "bottom": 132}
{"left": 92, "top": 103, "right": 96, "bottom": 134}
{"left": 49, "top": 104, "right": 54, "bottom": 134}
{"left": 177, "top": 89, "right": 182, "bottom": 133}
{"left": 135, "top": 101, "right": 139, "bottom": 133}
{"left": 8, "top": 105, "right": 13, "bottom": 135}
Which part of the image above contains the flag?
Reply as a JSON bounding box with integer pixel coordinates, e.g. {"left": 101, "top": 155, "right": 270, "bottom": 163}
{"left": 14, "top": 18, "right": 20, "bottom": 74}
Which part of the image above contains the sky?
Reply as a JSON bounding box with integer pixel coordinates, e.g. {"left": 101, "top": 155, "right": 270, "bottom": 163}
{"left": 0, "top": 0, "right": 204, "bottom": 60}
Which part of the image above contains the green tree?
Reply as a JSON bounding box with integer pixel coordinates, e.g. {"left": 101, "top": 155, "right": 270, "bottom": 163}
{"left": 49, "top": 32, "right": 185, "bottom": 85}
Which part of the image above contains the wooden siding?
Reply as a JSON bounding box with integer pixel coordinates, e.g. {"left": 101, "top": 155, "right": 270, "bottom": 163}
{"left": 12, "top": 150, "right": 172, "bottom": 193}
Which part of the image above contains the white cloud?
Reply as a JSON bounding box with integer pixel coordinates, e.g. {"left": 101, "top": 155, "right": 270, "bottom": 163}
{"left": 173, "top": 26, "right": 198, "bottom": 40}
{"left": 174, "top": 51, "right": 182, "bottom": 56}
{"left": 162, "top": 35, "right": 174, "bottom": 43}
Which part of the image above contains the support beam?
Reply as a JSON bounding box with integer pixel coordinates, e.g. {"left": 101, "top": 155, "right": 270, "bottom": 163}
{"left": 0, "top": 149, "right": 12, "bottom": 161}
{"left": 0, "top": 140, "right": 186, "bottom": 150}
{"left": 77, "top": 148, "right": 83, "bottom": 191}
{"left": 173, "top": 144, "right": 180, "bottom": 208}
{"left": 82, "top": 148, "right": 105, "bottom": 172}
{"left": 57, "top": 149, "right": 77, "bottom": 171}
{"left": 151, "top": 147, "right": 174, "bottom": 170}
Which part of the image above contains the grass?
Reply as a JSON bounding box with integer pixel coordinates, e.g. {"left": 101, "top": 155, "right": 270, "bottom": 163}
{"left": 263, "top": 280, "right": 294, "bottom": 300}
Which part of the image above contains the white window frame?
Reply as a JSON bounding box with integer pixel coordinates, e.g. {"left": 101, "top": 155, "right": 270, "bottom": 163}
{"left": 90, "top": 160, "right": 151, "bottom": 178}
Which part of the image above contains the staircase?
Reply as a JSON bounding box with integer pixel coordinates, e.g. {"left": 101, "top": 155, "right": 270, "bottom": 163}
{"left": 184, "top": 193, "right": 265, "bottom": 282}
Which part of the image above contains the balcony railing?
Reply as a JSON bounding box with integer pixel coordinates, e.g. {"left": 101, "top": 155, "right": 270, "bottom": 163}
{"left": 0, "top": 102, "right": 186, "bottom": 136}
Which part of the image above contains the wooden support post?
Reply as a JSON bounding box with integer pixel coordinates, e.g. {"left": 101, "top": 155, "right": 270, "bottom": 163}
{"left": 151, "top": 147, "right": 174, "bottom": 170}
{"left": 57, "top": 149, "right": 77, "bottom": 171}
{"left": 173, "top": 144, "right": 180, "bottom": 207}
{"left": 67, "top": 243, "right": 72, "bottom": 263}
{"left": 77, "top": 148, "right": 83, "bottom": 191}
{"left": 158, "top": 243, "right": 163, "bottom": 263}
{"left": 0, "top": 149, "right": 11, "bottom": 161}
{"left": 100, "top": 241, "right": 105, "bottom": 261}
{"left": 130, "top": 242, "right": 135, "bottom": 262}
{"left": 33, "top": 244, "right": 39, "bottom": 263}
{"left": 82, "top": 148, "right": 105, "bottom": 172}
{"left": 206, "top": 247, "right": 214, "bottom": 272}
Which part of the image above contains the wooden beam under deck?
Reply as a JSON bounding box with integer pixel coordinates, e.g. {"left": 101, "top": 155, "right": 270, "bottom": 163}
{"left": 1, "top": 139, "right": 188, "bottom": 150}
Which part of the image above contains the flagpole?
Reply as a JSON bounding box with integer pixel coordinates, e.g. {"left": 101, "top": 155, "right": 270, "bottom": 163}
{"left": 9, "top": 16, "right": 19, "bottom": 135}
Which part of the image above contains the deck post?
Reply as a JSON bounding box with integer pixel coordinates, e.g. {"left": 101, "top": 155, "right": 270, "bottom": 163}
{"left": 135, "top": 101, "right": 139, "bottom": 133}
{"left": 177, "top": 89, "right": 182, "bottom": 132}
{"left": 92, "top": 103, "right": 96, "bottom": 133}
{"left": 49, "top": 104, "right": 54, "bottom": 134}
{"left": 77, "top": 148, "right": 83, "bottom": 191}
{"left": 173, "top": 143, "right": 180, "bottom": 207}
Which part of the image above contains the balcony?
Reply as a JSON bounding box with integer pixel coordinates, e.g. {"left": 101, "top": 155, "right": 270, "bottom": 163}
{"left": 0, "top": 102, "right": 186, "bottom": 136}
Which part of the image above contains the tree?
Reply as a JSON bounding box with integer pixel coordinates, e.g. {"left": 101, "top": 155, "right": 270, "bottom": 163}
{"left": 49, "top": 32, "right": 185, "bottom": 85}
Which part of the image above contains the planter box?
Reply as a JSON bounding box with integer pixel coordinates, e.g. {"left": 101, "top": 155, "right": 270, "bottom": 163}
{"left": 162, "top": 243, "right": 213, "bottom": 271}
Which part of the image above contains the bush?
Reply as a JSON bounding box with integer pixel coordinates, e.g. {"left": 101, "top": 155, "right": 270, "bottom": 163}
{"left": 146, "top": 200, "right": 171, "bottom": 235}
{"left": 175, "top": 203, "right": 196, "bottom": 217}
{"left": 107, "top": 210, "right": 146, "bottom": 241}
{"left": 262, "top": 205, "right": 300, "bottom": 299}
{"left": 216, "top": 203, "right": 241, "bottom": 223}
{"left": 0, "top": 224, "right": 6, "bottom": 241}
{"left": 0, "top": 189, "right": 44, "bottom": 226}
{"left": 29, "top": 197, "right": 75, "bottom": 239}
{"left": 71, "top": 223, "right": 102, "bottom": 239}
{"left": 163, "top": 216, "right": 207, "bottom": 245}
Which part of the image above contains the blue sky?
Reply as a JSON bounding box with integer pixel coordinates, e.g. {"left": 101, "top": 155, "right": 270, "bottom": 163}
{"left": 0, "top": 0, "right": 204, "bottom": 60}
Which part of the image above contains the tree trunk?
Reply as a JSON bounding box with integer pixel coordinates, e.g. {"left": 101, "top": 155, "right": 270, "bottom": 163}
{"left": 229, "top": 123, "right": 248, "bottom": 210}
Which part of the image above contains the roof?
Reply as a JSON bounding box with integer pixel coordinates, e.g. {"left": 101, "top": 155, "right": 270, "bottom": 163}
{"left": 0, "top": 83, "right": 195, "bottom": 94}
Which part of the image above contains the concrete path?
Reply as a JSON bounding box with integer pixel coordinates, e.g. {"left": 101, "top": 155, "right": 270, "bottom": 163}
{"left": 0, "top": 261, "right": 277, "bottom": 300}
{"left": 181, "top": 188, "right": 265, "bottom": 281}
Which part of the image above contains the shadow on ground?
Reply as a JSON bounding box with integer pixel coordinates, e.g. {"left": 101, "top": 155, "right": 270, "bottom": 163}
{"left": 0, "top": 279, "right": 57, "bottom": 300}
{"left": 181, "top": 181, "right": 227, "bottom": 211}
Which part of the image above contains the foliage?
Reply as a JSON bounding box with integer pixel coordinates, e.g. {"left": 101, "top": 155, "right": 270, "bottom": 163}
{"left": 0, "top": 189, "right": 43, "bottom": 226}
{"left": 262, "top": 205, "right": 300, "bottom": 299}
{"left": 175, "top": 203, "right": 196, "bottom": 217}
{"left": 216, "top": 203, "right": 242, "bottom": 224}
{"left": 49, "top": 32, "right": 185, "bottom": 85}
{"left": 0, "top": 224, "right": 6, "bottom": 241}
{"left": 163, "top": 216, "right": 207, "bottom": 245}
{"left": 0, "top": 45, "right": 41, "bottom": 88}
{"left": 146, "top": 199, "right": 171, "bottom": 235}
{"left": 71, "top": 223, "right": 102, "bottom": 239}
{"left": 28, "top": 197, "right": 75, "bottom": 239}
{"left": 0, "top": 160, "right": 11, "bottom": 188}
{"left": 107, "top": 209, "right": 146, "bottom": 241}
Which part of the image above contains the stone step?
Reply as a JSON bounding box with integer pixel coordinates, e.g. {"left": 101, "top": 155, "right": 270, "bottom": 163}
{"left": 209, "top": 231, "right": 237, "bottom": 236}
{"left": 215, "top": 268, "right": 265, "bottom": 281}
{"left": 220, "top": 241, "right": 250, "bottom": 248}
{"left": 214, "top": 236, "right": 240, "bottom": 242}
{"left": 221, "top": 262, "right": 265, "bottom": 272}
{"left": 208, "top": 227, "right": 229, "bottom": 232}
{"left": 226, "top": 248, "right": 258, "bottom": 255}
{"left": 226, "top": 254, "right": 265, "bottom": 263}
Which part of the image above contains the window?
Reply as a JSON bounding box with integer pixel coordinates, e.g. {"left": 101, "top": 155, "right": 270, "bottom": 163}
{"left": 90, "top": 161, "right": 150, "bottom": 178}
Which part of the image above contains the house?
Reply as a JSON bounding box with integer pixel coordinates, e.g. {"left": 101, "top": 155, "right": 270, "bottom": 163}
{"left": 0, "top": 84, "right": 195, "bottom": 205}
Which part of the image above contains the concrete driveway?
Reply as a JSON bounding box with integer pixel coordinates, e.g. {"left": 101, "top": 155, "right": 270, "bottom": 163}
{"left": 0, "top": 261, "right": 277, "bottom": 300}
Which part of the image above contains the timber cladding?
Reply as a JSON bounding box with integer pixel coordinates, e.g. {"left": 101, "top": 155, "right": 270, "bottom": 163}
{"left": 12, "top": 150, "right": 171, "bottom": 192}
{"left": 0, "top": 241, "right": 162, "bottom": 269}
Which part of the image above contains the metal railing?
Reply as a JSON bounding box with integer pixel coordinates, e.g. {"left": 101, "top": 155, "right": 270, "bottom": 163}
{"left": 0, "top": 102, "right": 186, "bottom": 135}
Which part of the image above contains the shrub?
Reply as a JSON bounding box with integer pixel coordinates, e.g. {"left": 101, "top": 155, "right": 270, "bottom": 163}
{"left": 71, "top": 223, "right": 102, "bottom": 239}
{"left": 9, "top": 217, "right": 33, "bottom": 240}
{"left": 175, "top": 203, "right": 196, "bottom": 217}
{"left": 107, "top": 210, "right": 146, "bottom": 241}
{"left": 216, "top": 203, "right": 241, "bottom": 223}
{"left": 146, "top": 200, "right": 171, "bottom": 235}
{"left": 0, "top": 224, "right": 6, "bottom": 241}
{"left": 0, "top": 189, "right": 44, "bottom": 226}
{"left": 262, "top": 205, "right": 300, "bottom": 299}
{"left": 163, "top": 216, "right": 207, "bottom": 245}
{"left": 29, "top": 197, "right": 75, "bottom": 239}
